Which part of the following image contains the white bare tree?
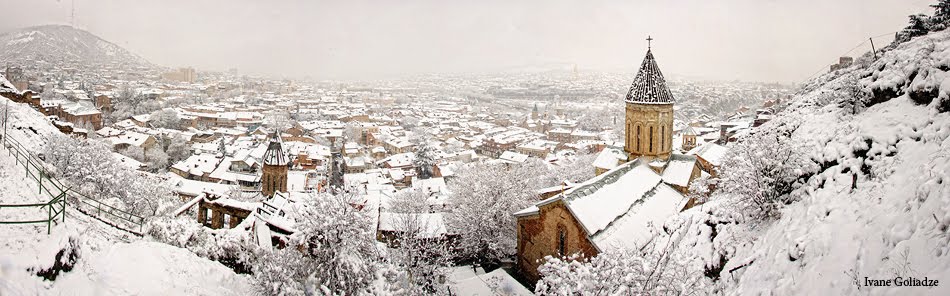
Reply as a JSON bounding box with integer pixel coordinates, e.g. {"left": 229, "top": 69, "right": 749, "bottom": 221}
{"left": 149, "top": 108, "right": 180, "bottom": 129}
{"left": 716, "top": 128, "right": 816, "bottom": 219}
{"left": 253, "top": 191, "right": 380, "bottom": 295}
{"left": 44, "top": 134, "right": 175, "bottom": 216}
{"left": 380, "top": 190, "right": 454, "bottom": 294}
{"left": 446, "top": 160, "right": 548, "bottom": 265}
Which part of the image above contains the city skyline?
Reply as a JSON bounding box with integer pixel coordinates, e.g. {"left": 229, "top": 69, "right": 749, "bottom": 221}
{"left": 0, "top": 0, "right": 934, "bottom": 83}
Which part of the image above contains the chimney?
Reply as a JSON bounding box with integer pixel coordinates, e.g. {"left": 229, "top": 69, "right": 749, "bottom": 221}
{"left": 719, "top": 124, "right": 729, "bottom": 144}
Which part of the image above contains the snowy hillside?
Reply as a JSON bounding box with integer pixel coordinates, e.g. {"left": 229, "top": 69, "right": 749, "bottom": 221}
{"left": 0, "top": 25, "right": 150, "bottom": 67}
{"left": 0, "top": 95, "right": 254, "bottom": 295}
{"left": 678, "top": 28, "right": 950, "bottom": 294}
{"left": 0, "top": 95, "right": 60, "bottom": 152}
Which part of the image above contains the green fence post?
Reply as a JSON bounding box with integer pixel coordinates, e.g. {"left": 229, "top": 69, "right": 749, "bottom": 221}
{"left": 47, "top": 204, "right": 51, "bottom": 235}
{"left": 38, "top": 169, "right": 43, "bottom": 194}
{"left": 62, "top": 196, "right": 66, "bottom": 222}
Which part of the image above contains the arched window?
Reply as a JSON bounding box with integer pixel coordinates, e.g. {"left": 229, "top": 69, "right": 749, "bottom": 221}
{"left": 558, "top": 228, "right": 566, "bottom": 256}
{"left": 636, "top": 126, "right": 641, "bottom": 152}
{"left": 649, "top": 126, "right": 654, "bottom": 152}
{"left": 661, "top": 126, "right": 665, "bottom": 151}
{"left": 626, "top": 124, "right": 631, "bottom": 147}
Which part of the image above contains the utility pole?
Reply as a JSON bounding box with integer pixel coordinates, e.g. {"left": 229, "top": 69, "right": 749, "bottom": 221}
{"left": 870, "top": 37, "right": 877, "bottom": 59}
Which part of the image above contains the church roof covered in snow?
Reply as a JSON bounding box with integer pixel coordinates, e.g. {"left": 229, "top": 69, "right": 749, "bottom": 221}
{"left": 624, "top": 50, "right": 676, "bottom": 104}
{"left": 262, "top": 131, "right": 289, "bottom": 166}
{"left": 518, "top": 158, "right": 689, "bottom": 251}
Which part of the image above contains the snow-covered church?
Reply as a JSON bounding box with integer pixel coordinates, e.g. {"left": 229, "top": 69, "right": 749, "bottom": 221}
{"left": 515, "top": 44, "right": 707, "bottom": 282}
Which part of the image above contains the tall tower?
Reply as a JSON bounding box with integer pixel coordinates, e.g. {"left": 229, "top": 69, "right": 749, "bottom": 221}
{"left": 261, "top": 131, "right": 288, "bottom": 197}
{"left": 624, "top": 37, "right": 675, "bottom": 161}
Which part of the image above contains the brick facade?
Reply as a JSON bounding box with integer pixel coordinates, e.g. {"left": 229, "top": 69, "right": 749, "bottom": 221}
{"left": 624, "top": 102, "right": 674, "bottom": 161}
{"left": 261, "top": 163, "right": 288, "bottom": 197}
{"left": 516, "top": 200, "right": 599, "bottom": 283}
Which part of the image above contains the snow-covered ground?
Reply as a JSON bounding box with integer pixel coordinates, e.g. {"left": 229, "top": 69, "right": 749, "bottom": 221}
{"left": 679, "top": 29, "right": 950, "bottom": 295}
{"left": 0, "top": 140, "right": 54, "bottom": 253}
{"left": 0, "top": 99, "right": 255, "bottom": 295}
{"left": 1, "top": 94, "right": 61, "bottom": 151}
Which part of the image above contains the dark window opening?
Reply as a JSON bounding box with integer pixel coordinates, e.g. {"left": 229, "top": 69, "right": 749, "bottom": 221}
{"left": 636, "top": 126, "right": 641, "bottom": 152}
{"left": 558, "top": 229, "right": 566, "bottom": 256}
{"left": 661, "top": 126, "right": 665, "bottom": 151}
{"left": 649, "top": 126, "right": 654, "bottom": 152}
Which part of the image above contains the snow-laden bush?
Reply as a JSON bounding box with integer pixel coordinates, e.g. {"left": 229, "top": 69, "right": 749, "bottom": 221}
{"left": 687, "top": 173, "right": 716, "bottom": 205}
{"left": 447, "top": 161, "right": 547, "bottom": 266}
{"left": 254, "top": 248, "right": 314, "bottom": 296}
{"left": 252, "top": 191, "right": 381, "bottom": 295}
{"left": 146, "top": 216, "right": 257, "bottom": 274}
{"left": 535, "top": 221, "right": 708, "bottom": 295}
{"left": 146, "top": 216, "right": 215, "bottom": 252}
{"left": 715, "top": 127, "right": 817, "bottom": 220}
{"left": 383, "top": 190, "right": 454, "bottom": 293}
{"left": 379, "top": 232, "right": 453, "bottom": 294}
{"left": 148, "top": 108, "right": 180, "bottom": 129}
{"left": 43, "top": 134, "right": 176, "bottom": 216}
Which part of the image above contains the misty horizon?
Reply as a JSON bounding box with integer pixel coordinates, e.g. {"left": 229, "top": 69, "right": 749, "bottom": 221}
{"left": 0, "top": 0, "right": 936, "bottom": 83}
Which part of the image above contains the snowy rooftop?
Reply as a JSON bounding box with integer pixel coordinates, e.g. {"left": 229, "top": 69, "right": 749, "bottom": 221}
{"left": 592, "top": 147, "right": 627, "bottom": 170}
{"left": 171, "top": 153, "right": 220, "bottom": 176}
{"left": 524, "top": 158, "right": 687, "bottom": 251}
{"left": 448, "top": 268, "right": 533, "bottom": 296}
{"left": 687, "top": 142, "right": 728, "bottom": 166}
{"left": 661, "top": 154, "right": 698, "bottom": 187}
{"left": 109, "top": 131, "right": 151, "bottom": 147}
{"left": 499, "top": 151, "right": 529, "bottom": 164}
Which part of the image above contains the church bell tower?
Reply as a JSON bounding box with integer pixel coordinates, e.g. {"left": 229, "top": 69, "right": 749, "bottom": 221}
{"left": 261, "top": 131, "right": 289, "bottom": 197}
{"left": 624, "top": 36, "right": 675, "bottom": 161}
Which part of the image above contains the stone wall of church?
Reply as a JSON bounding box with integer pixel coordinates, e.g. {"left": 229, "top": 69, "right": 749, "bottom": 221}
{"left": 624, "top": 102, "right": 674, "bottom": 160}
{"left": 516, "top": 200, "right": 599, "bottom": 283}
{"left": 261, "top": 164, "right": 288, "bottom": 197}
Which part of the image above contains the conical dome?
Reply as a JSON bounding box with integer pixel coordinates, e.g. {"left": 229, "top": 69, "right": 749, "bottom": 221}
{"left": 262, "top": 131, "right": 288, "bottom": 166}
{"left": 624, "top": 50, "right": 676, "bottom": 104}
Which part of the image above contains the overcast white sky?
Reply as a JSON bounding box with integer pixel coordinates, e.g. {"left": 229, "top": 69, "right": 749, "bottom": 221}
{"left": 0, "top": 0, "right": 935, "bottom": 82}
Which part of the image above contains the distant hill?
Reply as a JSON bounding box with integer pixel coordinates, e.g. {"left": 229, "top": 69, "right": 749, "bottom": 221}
{"left": 0, "top": 25, "right": 151, "bottom": 67}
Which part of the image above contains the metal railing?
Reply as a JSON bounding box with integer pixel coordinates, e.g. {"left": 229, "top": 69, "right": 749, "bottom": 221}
{"left": 0, "top": 135, "right": 68, "bottom": 234}
{"left": 0, "top": 191, "right": 66, "bottom": 235}
{"left": 1, "top": 134, "right": 145, "bottom": 235}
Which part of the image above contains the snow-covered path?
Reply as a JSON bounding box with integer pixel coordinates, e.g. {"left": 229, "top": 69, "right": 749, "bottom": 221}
{"left": 0, "top": 143, "right": 57, "bottom": 253}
